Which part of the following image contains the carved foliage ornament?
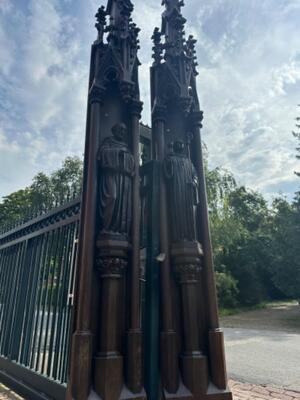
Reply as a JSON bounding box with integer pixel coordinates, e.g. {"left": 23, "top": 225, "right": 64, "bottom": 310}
{"left": 174, "top": 262, "right": 201, "bottom": 284}
{"left": 96, "top": 256, "right": 127, "bottom": 278}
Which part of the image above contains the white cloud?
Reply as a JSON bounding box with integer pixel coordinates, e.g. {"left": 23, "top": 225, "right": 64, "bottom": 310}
{"left": 0, "top": 0, "right": 88, "bottom": 197}
{"left": 0, "top": 0, "right": 299, "bottom": 201}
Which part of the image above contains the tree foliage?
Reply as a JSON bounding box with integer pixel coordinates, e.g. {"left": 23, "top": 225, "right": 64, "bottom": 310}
{"left": 0, "top": 156, "right": 83, "bottom": 228}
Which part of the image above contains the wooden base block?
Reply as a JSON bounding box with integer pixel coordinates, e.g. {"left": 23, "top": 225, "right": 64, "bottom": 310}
{"left": 126, "top": 330, "right": 143, "bottom": 393}
{"left": 86, "top": 387, "right": 147, "bottom": 400}
{"left": 94, "top": 353, "right": 123, "bottom": 400}
{"left": 161, "top": 331, "right": 180, "bottom": 393}
{"left": 68, "top": 331, "right": 93, "bottom": 400}
{"left": 203, "top": 383, "right": 232, "bottom": 400}
{"left": 208, "top": 329, "right": 228, "bottom": 390}
{"left": 163, "top": 380, "right": 193, "bottom": 400}
{"left": 180, "top": 353, "right": 209, "bottom": 396}
{"left": 163, "top": 382, "right": 232, "bottom": 400}
{"left": 120, "top": 386, "right": 147, "bottom": 399}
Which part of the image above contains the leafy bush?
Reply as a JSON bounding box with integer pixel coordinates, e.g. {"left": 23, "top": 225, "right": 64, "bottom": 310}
{"left": 215, "top": 271, "right": 239, "bottom": 308}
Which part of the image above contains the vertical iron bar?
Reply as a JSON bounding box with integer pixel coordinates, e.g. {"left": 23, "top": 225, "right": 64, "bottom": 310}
{"left": 29, "top": 232, "right": 51, "bottom": 369}
{"left": 34, "top": 230, "right": 55, "bottom": 372}
{"left": 41, "top": 227, "right": 62, "bottom": 374}
{"left": 0, "top": 247, "right": 16, "bottom": 353}
{"left": 21, "top": 235, "right": 44, "bottom": 365}
{"left": 47, "top": 224, "right": 71, "bottom": 378}
{"left": 10, "top": 238, "right": 35, "bottom": 361}
{"left": 3, "top": 242, "right": 26, "bottom": 357}
{"left": 55, "top": 224, "right": 75, "bottom": 381}
{"left": 0, "top": 249, "right": 9, "bottom": 341}
{"left": 62, "top": 221, "right": 79, "bottom": 383}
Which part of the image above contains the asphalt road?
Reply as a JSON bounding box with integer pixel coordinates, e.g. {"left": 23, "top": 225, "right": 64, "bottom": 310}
{"left": 224, "top": 328, "right": 300, "bottom": 391}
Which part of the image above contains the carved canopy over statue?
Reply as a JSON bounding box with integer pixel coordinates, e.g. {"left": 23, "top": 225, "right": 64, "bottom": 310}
{"left": 164, "top": 140, "right": 199, "bottom": 243}
{"left": 98, "top": 123, "right": 134, "bottom": 238}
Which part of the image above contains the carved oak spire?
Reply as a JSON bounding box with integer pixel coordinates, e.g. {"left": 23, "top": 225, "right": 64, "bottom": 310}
{"left": 91, "top": 0, "right": 141, "bottom": 102}
{"left": 151, "top": 1, "right": 232, "bottom": 399}
{"left": 151, "top": 0, "right": 199, "bottom": 115}
{"left": 68, "top": 1, "right": 144, "bottom": 400}
{"left": 162, "top": 0, "right": 186, "bottom": 56}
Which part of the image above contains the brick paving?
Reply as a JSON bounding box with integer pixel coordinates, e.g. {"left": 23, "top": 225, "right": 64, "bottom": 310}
{"left": 0, "top": 384, "right": 23, "bottom": 400}
{"left": 1, "top": 380, "right": 300, "bottom": 399}
{"left": 229, "top": 380, "right": 300, "bottom": 400}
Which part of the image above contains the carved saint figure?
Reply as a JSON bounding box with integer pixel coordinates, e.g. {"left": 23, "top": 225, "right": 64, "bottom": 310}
{"left": 98, "top": 123, "right": 134, "bottom": 237}
{"left": 164, "top": 140, "right": 199, "bottom": 242}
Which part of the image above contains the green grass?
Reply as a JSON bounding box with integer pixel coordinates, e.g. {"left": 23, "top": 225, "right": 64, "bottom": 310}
{"left": 219, "top": 299, "right": 297, "bottom": 317}
{"left": 219, "top": 302, "right": 267, "bottom": 317}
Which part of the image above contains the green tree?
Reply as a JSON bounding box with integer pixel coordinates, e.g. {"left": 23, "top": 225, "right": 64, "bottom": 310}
{"left": 207, "top": 169, "right": 278, "bottom": 306}
{"left": 0, "top": 189, "right": 32, "bottom": 227}
{"left": 269, "top": 197, "right": 300, "bottom": 300}
{"left": 50, "top": 156, "right": 83, "bottom": 203}
{"left": 293, "top": 105, "right": 300, "bottom": 206}
{"left": 0, "top": 156, "right": 83, "bottom": 230}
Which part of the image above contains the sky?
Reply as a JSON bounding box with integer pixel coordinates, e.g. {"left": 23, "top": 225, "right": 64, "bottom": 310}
{"left": 0, "top": 0, "right": 300, "bottom": 201}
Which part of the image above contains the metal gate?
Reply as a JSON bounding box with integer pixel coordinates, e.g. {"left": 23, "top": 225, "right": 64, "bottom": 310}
{"left": 0, "top": 199, "right": 80, "bottom": 399}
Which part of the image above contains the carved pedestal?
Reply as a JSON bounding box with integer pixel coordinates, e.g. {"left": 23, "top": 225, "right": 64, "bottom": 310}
{"left": 95, "top": 239, "right": 128, "bottom": 400}
{"left": 172, "top": 242, "right": 209, "bottom": 398}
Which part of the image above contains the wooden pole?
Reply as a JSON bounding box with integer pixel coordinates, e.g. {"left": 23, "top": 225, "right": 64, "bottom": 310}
{"left": 68, "top": 94, "right": 102, "bottom": 399}
{"left": 126, "top": 101, "right": 144, "bottom": 394}
{"left": 191, "top": 111, "right": 228, "bottom": 390}
{"left": 153, "top": 111, "right": 180, "bottom": 395}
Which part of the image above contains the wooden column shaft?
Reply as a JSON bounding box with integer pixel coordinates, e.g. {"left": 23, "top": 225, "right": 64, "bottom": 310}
{"left": 192, "top": 121, "right": 219, "bottom": 330}
{"left": 125, "top": 104, "right": 145, "bottom": 395}
{"left": 180, "top": 282, "right": 201, "bottom": 354}
{"left": 99, "top": 277, "right": 122, "bottom": 354}
{"left": 76, "top": 101, "right": 101, "bottom": 331}
{"left": 192, "top": 116, "right": 229, "bottom": 391}
{"left": 154, "top": 116, "right": 179, "bottom": 395}
{"left": 154, "top": 117, "right": 173, "bottom": 332}
{"left": 130, "top": 107, "right": 142, "bottom": 330}
{"left": 68, "top": 99, "right": 101, "bottom": 400}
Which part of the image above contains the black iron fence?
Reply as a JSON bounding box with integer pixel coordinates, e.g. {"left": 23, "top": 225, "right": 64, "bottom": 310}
{"left": 0, "top": 198, "right": 80, "bottom": 399}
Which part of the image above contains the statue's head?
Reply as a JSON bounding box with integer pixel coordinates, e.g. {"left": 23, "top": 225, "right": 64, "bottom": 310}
{"left": 112, "top": 123, "right": 127, "bottom": 142}
{"left": 173, "top": 140, "right": 185, "bottom": 154}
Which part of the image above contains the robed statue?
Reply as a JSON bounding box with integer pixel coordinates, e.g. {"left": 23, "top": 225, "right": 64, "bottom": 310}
{"left": 98, "top": 123, "right": 134, "bottom": 238}
{"left": 164, "top": 140, "right": 199, "bottom": 242}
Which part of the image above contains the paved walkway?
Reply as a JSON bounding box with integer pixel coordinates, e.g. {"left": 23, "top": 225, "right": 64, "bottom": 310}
{"left": 230, "top": 380, "right": 300, "bottom": 400}
{"left": 224, "top": 328, "right": 300, "bottom": 391}
{"left": 1, "top": 380, "right": 300, "bottom": 400}
{"left": 0, "top": 380, "right": 300, "bottom": 400}
{"left": 0, "top": 384, "right": 23, "bottom": 400}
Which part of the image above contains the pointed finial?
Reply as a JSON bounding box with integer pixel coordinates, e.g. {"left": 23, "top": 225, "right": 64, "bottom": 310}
{"left": 95, "top": 6, "right": 107, "bottom": 42}
{"left": 152, "top": 27, "right": 163, "bottom": 65}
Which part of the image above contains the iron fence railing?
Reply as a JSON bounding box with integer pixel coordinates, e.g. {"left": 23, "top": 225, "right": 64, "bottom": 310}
{"left": 0, "top": 198, "right": 80, "bottom": 397}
